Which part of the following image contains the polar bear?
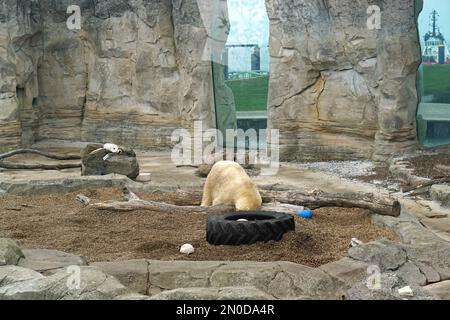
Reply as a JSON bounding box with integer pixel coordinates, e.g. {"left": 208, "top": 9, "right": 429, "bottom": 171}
{"left": 201, "top": 161, "right": 262, "bottom": 211}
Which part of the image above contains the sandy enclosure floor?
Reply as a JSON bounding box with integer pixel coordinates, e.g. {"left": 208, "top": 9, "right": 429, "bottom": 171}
{"left": 0, "top": 188, "right": 397, "bottom": 267}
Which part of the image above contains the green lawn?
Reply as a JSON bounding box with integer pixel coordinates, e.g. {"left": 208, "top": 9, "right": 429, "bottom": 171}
{"left": 423, "top": 64, "right": 450, "bottom": 103}
{"left": 226, "top": 76, "right": 269, "bottom": 112}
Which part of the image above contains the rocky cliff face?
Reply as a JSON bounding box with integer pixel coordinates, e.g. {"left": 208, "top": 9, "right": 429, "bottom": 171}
{"left": 0, "top": 0, "right": 423, "bottom": 162}
{"left": 0, "top": 0, "right": 214, "bottom": 152}
{"left": 267, "top": 0, "right": 422, "bottom": 161}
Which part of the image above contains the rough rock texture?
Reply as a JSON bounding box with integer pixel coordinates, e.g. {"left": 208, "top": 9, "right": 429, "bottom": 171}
{"left": 0, "top": 266, "right": 45, "bottom": 286}
{"left": 319, "top": 258, "right": 370, "bottom": 290}
{"left": 1, "top": 0, "right": 423, "bottom": 162}
{"left": 423, "top": 281, "right": 450, "bottom": 300}
{"left": 348, "top": 240, "right": 407, "bottom": 272}
{"left": 149, "top": 286, "right": 274, "bottom": 300}
{"left": 147, "top": 260, "right": 345, "bottom": 299}
{"left": 346, "top": 273, "right": 437, "bottom": 300}
{"left": 0, "top": 238, "right": 24, "bottom": 266}
{"left": 431, "top": 185, "right": 450, "bottom": 208}
{"left": 0, "top": 266, "right": 128, "bottom": 300}
{"left": 266, "top": 0, "right": 422, "bottom": 161}
{"left": 0, "top": 0, "right": 214, "bottom": 153}
{"left": 0, "top": 0, "right": 41, "bottom": 150}
{"left": 91, "top": 259, "right": 149, "bottom": 295}
{"left": 81, "top": 144, "right": 140, "bottom": 179}
{"left": 17, "top": 249, "right": 87, "bottom": 276}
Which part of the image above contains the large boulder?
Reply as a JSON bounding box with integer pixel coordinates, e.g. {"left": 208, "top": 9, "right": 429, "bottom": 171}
{"left": 0, "top": 266, "right": 44, "bottom": 286}
{"left": 348, "top": 240, "right": 407, "bottom": 272}
{"left": 0, "top": 266, "right": 128, "bottom": 300}
{"left": 423, "top": 281, "right": 450, "bottom": 300}
{"left": 18, "top": 249, "right": 88, "bottom": 276}
{"left": 0, "top": 239, "right": 24, "bottom": 266}
{"left": 81, "top": 144, "right": 139, "bottom": 179}
{"left": 91, "top": 260, "right": 149, "bottom": 295}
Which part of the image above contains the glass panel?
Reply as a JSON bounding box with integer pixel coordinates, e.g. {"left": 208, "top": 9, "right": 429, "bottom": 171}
{"left": 417, "top": 0, "right": 450, "bottom": 147}
{"left": 211, "top": 0, "right": 270, "bottom": 149}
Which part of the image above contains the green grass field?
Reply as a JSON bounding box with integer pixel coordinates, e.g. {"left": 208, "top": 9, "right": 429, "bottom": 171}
{"left": 226, "top": 76, "right": 269, "bottom": 112}
{"left": 423, "top": 64, "right": 450, "bottom": 103}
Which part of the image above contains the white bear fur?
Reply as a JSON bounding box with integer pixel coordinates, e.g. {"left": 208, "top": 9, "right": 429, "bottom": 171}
{"left": 201, "top": 161, "right": 262, "bottom": 211}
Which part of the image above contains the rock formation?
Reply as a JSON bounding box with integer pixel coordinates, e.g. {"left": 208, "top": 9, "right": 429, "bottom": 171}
{"left": 0, "top": 0, "right": 424, "bottom": 162}
{"left": 267, "top": 0, "right": 423, "bottom": 161}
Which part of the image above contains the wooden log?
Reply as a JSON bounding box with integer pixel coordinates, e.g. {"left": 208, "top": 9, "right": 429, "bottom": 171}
{"left": 76, "top": 194, "right": 91, "bottom": 206}
{"left": 402, "top": 176, "right": 450, "bottom": 193}
{"left": 91, "top": 187, "right": 400, "bottom": 217}
{"left": 259, "top": 190, "right": 401, "bottom": 217}
{"left": 0, "top": 162, "right": 81, "bottom": 170}
{"left": 91, "top": 200, "right": 234, "bottom": 214}
{"left": 0, "top": 149, "right": 81, "bottom": 161}
{"left": 89, "top": 187, "right": 233, "bottom": 213}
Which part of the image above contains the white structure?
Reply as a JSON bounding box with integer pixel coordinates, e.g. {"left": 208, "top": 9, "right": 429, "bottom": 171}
{"left": 422, "top": 10, "right": 450, "bottom": 64}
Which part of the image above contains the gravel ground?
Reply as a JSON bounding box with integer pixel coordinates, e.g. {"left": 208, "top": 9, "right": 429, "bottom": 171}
{"left": 285, "top": 161, "right": 376, "bottom": 179}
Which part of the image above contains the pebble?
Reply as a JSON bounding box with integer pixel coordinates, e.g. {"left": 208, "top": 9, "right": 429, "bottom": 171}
{"left": 136, "top": 173, "right": 152, "bottom": 183}
{"left": 398, "top": 286, "right": 414, "bottom": 297}
{"left": 286, "top": 160, "right": 375, "bottom": 178}
{"left": 180, "top": 244, "right": 195, "bottom": 255}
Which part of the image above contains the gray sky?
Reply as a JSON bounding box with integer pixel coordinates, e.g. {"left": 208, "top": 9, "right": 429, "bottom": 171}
{"left": 224, "top": 0, "right": 450, "bottom": 70}
{"left": 225, "top": 0, "right": 450, "bottom": 46}
{"left": 419, "top": 0, "right": 450, "bottom": 45}
{"left": 225, "top": 0, "right": 270, "bottom": 72}
{"left": 226, "top": 0, "right": 269, "bottom": 46}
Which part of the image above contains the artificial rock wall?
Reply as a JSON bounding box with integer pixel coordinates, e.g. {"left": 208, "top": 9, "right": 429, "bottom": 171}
{"left": 0, "top": 0, "right": 214, "bottom": 152}
{"left": 267, "top": 0, "right": 423, "bottom": 161}
{"left": 0, "top": 0, "right": 423, "bottom": 162}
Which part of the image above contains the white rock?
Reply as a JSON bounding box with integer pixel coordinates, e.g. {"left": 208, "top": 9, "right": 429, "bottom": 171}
{"left": 136, "top": 173, "right": 152, "bottom": 183}
{"left": 237, "top": 219, "right": 248, "bottom": 222}
{"left": 398, "top": 286, "right": 414, "bottom": 297}
{"left": 180, "top": 244, "right": 194, "bottom": 255}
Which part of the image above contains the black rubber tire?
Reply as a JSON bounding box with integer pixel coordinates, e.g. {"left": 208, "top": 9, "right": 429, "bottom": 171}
{"left": 206, "top": 211, "right": 295, "bottom": 246}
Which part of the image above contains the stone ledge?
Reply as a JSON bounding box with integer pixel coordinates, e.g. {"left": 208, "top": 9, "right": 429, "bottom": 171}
{"left": 0, "top": 174, "right": 131, "bottom": 196}
{"left": 423, "top": 280, "right": 450, "bottom": 300}
{"left": 148, "top": 286, "right": 274, "bottom": 300}
{"left": 0, "top": 266, "right": 129, "bottom": 300}
{"left": 18, "top": 249, "right": 87, "bottom": 276}
{"left": 92, "top": 259, "right": 149, "bottom": 295}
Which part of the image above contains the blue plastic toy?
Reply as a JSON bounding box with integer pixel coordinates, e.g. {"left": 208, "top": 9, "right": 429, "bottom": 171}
{"left": 297, "top": 209, "right": 314, "bottom": 219}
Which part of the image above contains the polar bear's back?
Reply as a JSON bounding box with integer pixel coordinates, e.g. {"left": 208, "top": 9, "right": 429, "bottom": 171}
{"left": 202, "top": 160, "right": 262, "bottom": 211}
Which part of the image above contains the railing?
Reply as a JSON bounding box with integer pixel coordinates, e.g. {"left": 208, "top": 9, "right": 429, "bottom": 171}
{"left": 226, "top": 71, "right": 269, "bottom": 80}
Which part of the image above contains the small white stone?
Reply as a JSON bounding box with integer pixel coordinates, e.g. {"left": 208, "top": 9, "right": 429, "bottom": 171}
{"left": 136, "top": 173, "right": 152, "bottom": 182}
{"left": 398, "top": 286, "right": 414, "bottom": 297}
{"left": 237, "top": 219, "right": 248, "bottom": 222}
{"left": 180, "top": 244, "right": 194, "bottom": 255}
